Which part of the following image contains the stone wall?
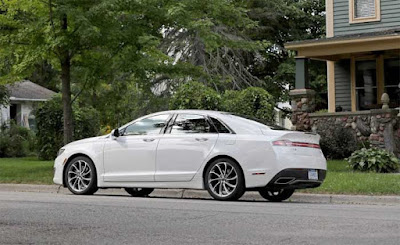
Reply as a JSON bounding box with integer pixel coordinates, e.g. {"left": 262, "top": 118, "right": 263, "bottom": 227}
{"left": 309, "top": 110, "right": 400, "bottom": 156}
{"left": 289, "top": 89, "right": 400, "bottom": 156}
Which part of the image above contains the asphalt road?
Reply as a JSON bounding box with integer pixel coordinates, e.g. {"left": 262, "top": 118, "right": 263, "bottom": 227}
{"left": 1, "top": 191, "right": 400, "bottom": 245}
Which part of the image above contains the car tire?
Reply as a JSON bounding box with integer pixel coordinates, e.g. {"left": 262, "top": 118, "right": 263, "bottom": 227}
{"left": 204, "top": 158, "right": 245, "bottom": 201}
{"left": 65, "top": 156, "right": 98, "bottom": 195}
{"left": 124, "top": 188, "right": 154, "bottom": 197}
{"left": 258, "top": 189, "right": 294, "bottom": 202}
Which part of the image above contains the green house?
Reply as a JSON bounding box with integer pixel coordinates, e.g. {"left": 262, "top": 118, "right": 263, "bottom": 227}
{"left": 286, "top": 0, "right": 399, "bottom": 155}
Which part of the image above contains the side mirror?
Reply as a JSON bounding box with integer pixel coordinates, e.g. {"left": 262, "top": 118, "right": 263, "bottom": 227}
{"left": 111, "top": 128, "right": 120, "bottom": 138}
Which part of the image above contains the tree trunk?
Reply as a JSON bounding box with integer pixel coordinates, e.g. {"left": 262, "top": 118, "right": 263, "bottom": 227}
{"left": 61, "top": 54, "right": 73, "bottom": 145}
{"left": 60, "top": 14, "right": 73, "bottom": 145}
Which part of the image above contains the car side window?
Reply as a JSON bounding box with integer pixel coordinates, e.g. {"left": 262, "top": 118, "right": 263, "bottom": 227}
{"left": 210, "top": 117, "right": 231, "bottom": 133}
{"left": 123, "top": 114, "right": 170, "bottom": 136}
{"left": 170, "top": 114, "right": 212, "bottom": 134}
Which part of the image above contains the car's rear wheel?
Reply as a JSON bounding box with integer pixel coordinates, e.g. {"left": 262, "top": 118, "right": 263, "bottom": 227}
{"left": 124, "top": 188, "right": 154, "bottom": 197}
{"left": 205, "top": 158, "right": 245, "bottom": 201}
{"left": 258, "top": 188, "right": 294, "bottom": 202}
{"left": 65, "top": 156, "right": 98, "bottom": 195}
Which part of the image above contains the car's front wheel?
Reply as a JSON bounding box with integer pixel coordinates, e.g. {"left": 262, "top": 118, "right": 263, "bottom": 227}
{"left": 258, "top": 188, "right": 294, "bottom": 202}
{"left": 65, "top": 156, "right": 98, "bottom": 195}
{"left": 124, "top": 188, "right": 154, "bottom": 197}
{"left": 205, "top": 158, "right": 245, "bottom": 201}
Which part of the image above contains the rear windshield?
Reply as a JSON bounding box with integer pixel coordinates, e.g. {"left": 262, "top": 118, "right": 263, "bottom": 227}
{"left": 226, "top": 113, "right": 288, "bottom": 131}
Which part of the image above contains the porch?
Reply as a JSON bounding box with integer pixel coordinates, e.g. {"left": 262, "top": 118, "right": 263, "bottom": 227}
{"left": 285, "top": 29, "right": 400, "bottom": 155}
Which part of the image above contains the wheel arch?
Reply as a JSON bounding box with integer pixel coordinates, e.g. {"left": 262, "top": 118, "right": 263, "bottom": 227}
{"left": 202, "top": 155, "right": 245, "bottom": 186}
{"left": 62, "top": 153, "right": 97, "bottom": 187}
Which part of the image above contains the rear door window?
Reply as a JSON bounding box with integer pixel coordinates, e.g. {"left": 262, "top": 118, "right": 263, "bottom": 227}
{"left": 170, "top": 114, "right": 213, "bottom": 134}
{"left": 209, "top": 117, "right": 231, "bottom": 133}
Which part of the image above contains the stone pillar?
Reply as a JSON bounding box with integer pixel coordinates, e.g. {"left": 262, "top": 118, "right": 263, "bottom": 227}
{"left": 289, "top": 89, "right": 316, "bottom": 131}
{"left": 369, "top": 109, "right": 399, "bottom": 155}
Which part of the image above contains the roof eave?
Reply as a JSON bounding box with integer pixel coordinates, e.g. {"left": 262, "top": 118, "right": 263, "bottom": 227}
{"left": 285, "top": 35, "right": 400, "bottom": 50}
{"left": 10, "top": 97, "right": 49, "bottom": 102}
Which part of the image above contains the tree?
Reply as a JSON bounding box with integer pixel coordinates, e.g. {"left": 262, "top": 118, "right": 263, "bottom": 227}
{"left": 246, "top": 0, "right": 326, "bottom": 102}
{"left": 160, "top": 0, "right": 265, "bottom": 91}
{"left": 0, "top": 0, "right": 169, "bottom": 144}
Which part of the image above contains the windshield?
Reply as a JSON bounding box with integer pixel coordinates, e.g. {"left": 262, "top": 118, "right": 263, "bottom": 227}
{"left": 226, "top": 113, "right": 288, "bottom": 131}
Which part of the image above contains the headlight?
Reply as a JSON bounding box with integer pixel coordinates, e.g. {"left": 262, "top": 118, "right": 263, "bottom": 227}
{"left": 57, "top": 148, "right": 65, "bottom": 157}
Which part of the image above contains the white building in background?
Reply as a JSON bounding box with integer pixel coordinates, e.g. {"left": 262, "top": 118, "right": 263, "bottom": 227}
{"left": 275, "top": 101, "right": 293, "bottom": 130}
{"left": 0, "top": 80, "right": 56, "bottom": 130}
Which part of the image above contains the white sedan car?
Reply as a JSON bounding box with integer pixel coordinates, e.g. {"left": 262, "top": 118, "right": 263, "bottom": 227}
{"left": 54, "top": 110, "right": 327, "bottom": 201}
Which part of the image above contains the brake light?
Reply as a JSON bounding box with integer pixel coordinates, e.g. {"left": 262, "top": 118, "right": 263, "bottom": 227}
{"left": 272, "top": 140, "right": 320, "bottom": 149}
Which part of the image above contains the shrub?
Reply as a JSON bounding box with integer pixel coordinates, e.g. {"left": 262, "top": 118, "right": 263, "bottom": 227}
{"left": 222, "top": 87, "right": 275, "bottom": 124}
{"left": 347, "top": 148, "right": 399, "bottom": 173}
{"left": 169, "top": 81, "right": 221, "bottom": 110}
{"left": 0, "top": 122, "right": 35, "bottom": 157}
{"left": 317, "top": 126, "right": 357, "bottom": 159}
{"left": 169, "top": 82, "right": 276, "bottom": 124}
{"left": 35, "top": 95, "right": 100, "bottom": 160}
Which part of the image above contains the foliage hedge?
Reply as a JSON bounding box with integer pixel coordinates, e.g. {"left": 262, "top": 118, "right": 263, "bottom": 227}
{"left": 347, "top": 148, "right": 399, "bottom": 173}
{"left": 316, "top": 125, "right": 357, "bottom": 159}
{"left": 169, "top": 81, "right": 221, "bottom": 110}
{"left": 221, "top": 87, "right": 275, "bottom": 123}
{"left": 35, "top": 95, "right": 100, "bottom": 160}
{"left": 170, "top": 81, "right": 275, "bottom": 123}
{"left": 0, "top": 122, "right": 36, "bottom": 157}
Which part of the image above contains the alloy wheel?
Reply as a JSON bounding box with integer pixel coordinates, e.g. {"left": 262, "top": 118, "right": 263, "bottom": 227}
{"left": 207, "top": 161, "right": 238, "bottom": 198}
{"left": 67, "top": 160, "right": 92, "bottom": 193}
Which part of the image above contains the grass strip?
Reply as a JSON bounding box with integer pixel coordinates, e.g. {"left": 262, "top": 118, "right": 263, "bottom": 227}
{"left": 1, "top": 157, "right": 399, "bottom": 195}
{"left": 0, "top": 157, "right": 54, "bottom": 185}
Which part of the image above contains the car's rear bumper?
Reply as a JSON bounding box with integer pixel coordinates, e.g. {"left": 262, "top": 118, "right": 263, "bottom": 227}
{"left": 265, "top": 168, "right": 326, "bottom": 190}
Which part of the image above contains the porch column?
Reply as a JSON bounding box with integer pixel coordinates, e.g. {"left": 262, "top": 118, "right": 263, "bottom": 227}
{"left": 327, "top": 61, "right": 336, "bottom": 112}
{"left": 295, "top": 58, "right": 309, "bottom": 89}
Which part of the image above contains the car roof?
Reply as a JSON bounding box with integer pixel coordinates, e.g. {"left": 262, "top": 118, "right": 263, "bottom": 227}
{"left": 148, "top": 109, "right": 227, "bottom": 117}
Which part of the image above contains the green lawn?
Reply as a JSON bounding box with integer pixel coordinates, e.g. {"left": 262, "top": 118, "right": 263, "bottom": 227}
{"left": 0, "top": 157, "right": 54, "bottom": 185}
{"left": 300, "top": 160, "right": 400, "bottom": 195}
{"left": 0, "top": 157, "right": 399, "bottom": 195}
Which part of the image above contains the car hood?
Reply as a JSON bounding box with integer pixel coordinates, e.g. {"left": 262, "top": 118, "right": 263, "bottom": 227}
{"left": 65, "top": 135, "right": 108, "bottom": 148}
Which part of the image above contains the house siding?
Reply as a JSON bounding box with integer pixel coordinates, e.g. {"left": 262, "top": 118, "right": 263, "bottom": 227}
{"left": 335, "top": 60, "right": 352, "bottom": 111}
{"left": 334, "top": 0, "right": 400, "bottom": 36}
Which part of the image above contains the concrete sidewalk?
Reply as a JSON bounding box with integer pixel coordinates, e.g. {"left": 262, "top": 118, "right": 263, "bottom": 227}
{"left": 1, "top": 183, "right": 399, "bottom": 206}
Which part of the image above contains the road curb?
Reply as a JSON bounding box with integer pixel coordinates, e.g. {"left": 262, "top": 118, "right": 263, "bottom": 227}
{"left": 0, "top": 183, "right": 399, "bottom": 205}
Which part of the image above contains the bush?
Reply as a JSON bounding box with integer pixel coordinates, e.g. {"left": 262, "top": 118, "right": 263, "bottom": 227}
{"left": 222, "top": 87, "right": 275, "bottom": 124}
{"left": 169, "top": 82, "right": 276, "bottom": 124}
{"left": 169, "top": 81, "right": 221, "bottom": 110}
{"left": 0, "top": 122, "right": 35, "bottom": 157}
{"left": 35, "top": 95, "right": 100, "bottom": 160}
{"left": 317, "top": 126, "right": 357, "bottom": 159}
{"left": 347, "top": 148, "right": 399, "bottom": 173}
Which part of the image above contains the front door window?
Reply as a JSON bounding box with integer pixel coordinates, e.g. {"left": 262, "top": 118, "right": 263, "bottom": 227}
{"left": 356, "top": 60, "right": 377, "bottom": 110}
{"left": 123, "top": 114, "right": 170, "bottom": 136}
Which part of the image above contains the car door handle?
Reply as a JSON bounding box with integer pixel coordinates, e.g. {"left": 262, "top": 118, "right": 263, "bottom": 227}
{"left": 195, "top": 138, "right": 208, "bottom": 142}
{"left": 143, "top": 138, "right": 155, "bottom": 142}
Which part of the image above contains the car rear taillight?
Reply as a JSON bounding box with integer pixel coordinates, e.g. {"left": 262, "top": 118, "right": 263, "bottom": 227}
{"left": 272, "top": 140, "right": 320, "bottom": 149}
